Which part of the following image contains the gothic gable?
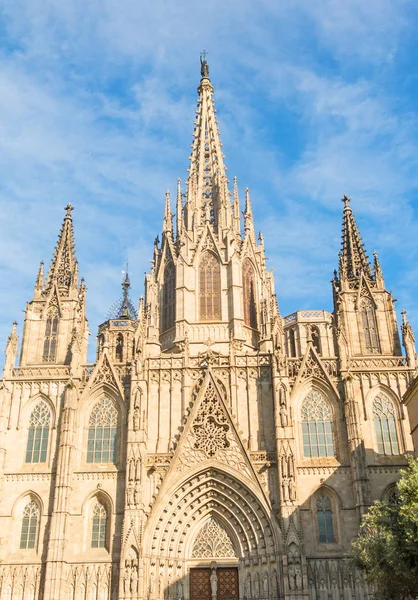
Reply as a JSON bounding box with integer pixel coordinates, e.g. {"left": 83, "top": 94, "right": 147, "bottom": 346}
{"left": 157, "top": 369, "right": 268, "bottom": 499}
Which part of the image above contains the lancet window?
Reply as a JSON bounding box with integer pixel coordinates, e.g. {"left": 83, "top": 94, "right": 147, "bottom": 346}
{"left": 43, "top": 308, "right": 59, "bottom": 362}
{"left": 288, "top": 328, "right": 297, "bottom": 357}
{"left": 242, "top": 259, "right": 257, "bottom": 328}
{"left": 199, "top": 252, "right": 221, "bottom": 321}
{"left": 25, "top": 402, "right": 51, "bottom": 463}
{"left": 91, "top": 500, "right": 108, "bottom": 549}
{"left": 20, "top": 499, "right": 39, "bottom": 550}
{"left": 301, "top": 391, "right": 335, "bottom": 458}
{"left": 161, "top": 261, "right": 176, "bottom": 331}
{"left": 361, "top": 299, "right": 380, "bottom": 353}
{"left": 373, "top": 393, "right": 400, "bottom": 455}
{"left": 115, "top": 334, "right": 123, "bottom": 362}
{"left": 87, "top": 397, "right": 118, "bottom": 464}
{"left": 316, "top": 495, "right": 335, "bottom": 543}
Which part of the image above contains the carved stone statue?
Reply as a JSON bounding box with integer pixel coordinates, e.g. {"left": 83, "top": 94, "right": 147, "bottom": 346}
{"left": 253, "top": 573, "right": 260, "bottom": 598}
{"left": 127, "top": 483, "right": 134, "bottom": 507}
{"left": 263, "top": 572, "right": 269, "bottom": 598}
{"left": 123, "top": 566, "right": 131, "bottom": 594}
{"left": 176, "top": 581, "right": 183, "bottom": 600}
{"left": 282, "top": 478, "right": 289, "bottom": 502}
{"left": 279, "top": 404, "right": 288, "bottom": 427}
{"left": 133, "top": 407, "right": 140, "bottom": 431}
{"left": 289, "top": 478, "right": 297, "bottom": 501}
{"left": 245, "top": 573, "right": 251, "bottom": 599}
{"left": 130, "top": 565, "right": 138, "bottom": 594}
{"left": 210, "top": 569, "right": 217, "bottom": 598}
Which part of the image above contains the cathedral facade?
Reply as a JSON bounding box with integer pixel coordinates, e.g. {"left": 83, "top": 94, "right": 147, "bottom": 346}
{"left": 0, "top": 58, "right": 416, "bottom": 600}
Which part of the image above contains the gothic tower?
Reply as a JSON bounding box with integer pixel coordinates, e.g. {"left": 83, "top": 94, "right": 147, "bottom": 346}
{"left": 0, "top": 57, "right": 416, "bottom": 600}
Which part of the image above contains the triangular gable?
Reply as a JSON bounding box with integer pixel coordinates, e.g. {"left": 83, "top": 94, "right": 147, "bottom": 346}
{"left": 156, "top": 236, "right": 177, "bottom": 281}
{"left": 156, "top": 369, "right": 269, "bottom": 500}
{"left": 356, "top": 272, "right": 377, "bottom": 308}
{"left": 194, "top": 225, "right": 224, "bottom": 264}
{"left": 80, "top": 352, "right": 124, "bottom": 400}
{"left": 292, "top": 344, "right": 339, "bottom": 397}
{"left": 43, "top": 283, "right": 62, "bottom": 317}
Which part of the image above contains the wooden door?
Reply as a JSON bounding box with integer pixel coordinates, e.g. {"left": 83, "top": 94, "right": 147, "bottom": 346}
{"left": 190, "top": 568, "right": 239, "bottom": 600}
{"left": 217, "top": 568, "right": 239, "bottom": 600}
{"left": 190, "top": 568, "right": 212, "bottom": 600}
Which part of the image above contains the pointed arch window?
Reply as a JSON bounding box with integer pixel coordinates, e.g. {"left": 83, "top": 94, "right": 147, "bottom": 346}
{"left": 373, "top": 393, "right": 400, "bottom": 455}
{"left": 199, "top": 252, "right": 221, "bottom": 321}
{"left": 242, "top": 259, "right": 257, "bottom": 329}
{"left": 25, "top": 401, "right": 51, "bottom": 463}
{"left": 43, "top": 308, "right": 59, "bottom": 362}
{"left": 162, "top": 261, "right": 176, "bottom": 331}
{"left": 361, "top": 299, "right": 380, "bottom": 353}
{"left": 87, "top": 397, "right": 118, "bottom": 464}
{"left": 115, "top": 333, "right": 123, "bottom": 362}
{"left": 20, "top": 499, "right": 39, "bottom": 550}
{"left": 302, "top": 391, "right": 335, "bottom": 458}
{"left": 91, "top": 500, "right": 108, "bottom": 549}
{"left": 288, "top": 328, "right": 297, "bottom": 357}
{"left": 316, "top": 495, "right": 335, "bottom": 543}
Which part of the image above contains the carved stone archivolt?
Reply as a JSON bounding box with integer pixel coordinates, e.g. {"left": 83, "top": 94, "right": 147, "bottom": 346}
{"left": 145, "top": 469, "right": 276, "bottom": 560}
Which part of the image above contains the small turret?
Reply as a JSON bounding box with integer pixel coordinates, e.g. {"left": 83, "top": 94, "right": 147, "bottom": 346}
{"left": 98, "top": 271, "right": 138, "bottom": 363}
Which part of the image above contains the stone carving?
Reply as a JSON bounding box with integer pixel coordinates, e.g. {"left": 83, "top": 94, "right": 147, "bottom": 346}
{"left": 288, "top": 543, "right": 303, "bottom": 590}
{"left": 253, "top": 572, "right": 260, "bottom": 598}
{"left": 245, "top": 573, "right": 252, "bottom": 599}
{"left": 263, "top": 572, "right": 269, "bottom": 597}
{"left": 177, "top": 379, "right": 251, "bottom": 478}
{"left": 192, "top": 518, "right": 236, "bottom": 558}
{"left": 210, "top": 569, "right": 217, "bottom": 598}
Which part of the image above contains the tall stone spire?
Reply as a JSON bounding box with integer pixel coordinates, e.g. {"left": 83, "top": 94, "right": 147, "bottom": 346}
{"left": 185, "top": 55, "right": 232, "bottom": 236}
{"left": 44, "top": 204, "right": 78, "bottom": 295}
{"left": 339, "top": 195, "right": 373, "bottom": 280}
{"left": 176, "top": 178, "right": 183, "bottom": 240}
{"left": 233, "top": 176, "right": 241, "bottom": 236}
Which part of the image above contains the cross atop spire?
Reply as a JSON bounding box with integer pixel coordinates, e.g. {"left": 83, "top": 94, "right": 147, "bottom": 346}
{"left": 338, "top": 195, "right": 373, "bottom": 281}
{"left": 200, "top": 50, "right": 210, "bottom": 79}
{"left": 44, "top": 204, "right": 78, "bottom": 296}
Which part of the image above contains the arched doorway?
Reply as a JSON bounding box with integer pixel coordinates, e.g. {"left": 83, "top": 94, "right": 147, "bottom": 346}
{"left": 143, "top": 467, "right": 281, "bottom": 600}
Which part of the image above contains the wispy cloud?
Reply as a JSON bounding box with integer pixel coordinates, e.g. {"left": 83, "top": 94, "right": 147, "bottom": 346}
{"left": 1, "top": 1, "right": 418, "bottom": 359}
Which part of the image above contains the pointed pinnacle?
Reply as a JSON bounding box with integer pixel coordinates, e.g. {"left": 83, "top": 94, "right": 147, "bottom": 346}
{"left": 163, "top": 190, "right": 173, "bottom": 234}
{"left": 176, "top": 178, "right": 183, "bottom": 239}
{"left": 44, "top": 204, "right": 77, "bottom": 294}
{"left": 244, "top": 188, "right": 252, "bottom": 216}
{"left": 339, "top": 195, "right": 372, "bottom": 280}
{"left": 35, "top": 260, "right": 45, "bottom": 290}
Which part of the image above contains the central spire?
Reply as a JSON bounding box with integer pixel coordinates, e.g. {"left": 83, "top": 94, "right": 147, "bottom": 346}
{"left": 185, "top": 55, "right": 232, "bottom": 236}
{"left": 339, "top": 195, "right": 373, "bottom": 280}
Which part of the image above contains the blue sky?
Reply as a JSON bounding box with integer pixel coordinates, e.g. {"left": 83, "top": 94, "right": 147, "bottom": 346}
{"left": 1, "top": 0, "right": 418, "bottom": 362}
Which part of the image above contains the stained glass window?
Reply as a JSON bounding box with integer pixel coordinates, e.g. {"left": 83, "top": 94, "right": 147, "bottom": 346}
{"left": 373, "top": 394, "right": 399, "bottom": 455}
{"left": 162, "top": 261, "right": 176, "bottom": 331}
{"left": 316, "top": 495, "right": 335, "bottom": 543}
{"left": 199, "top": 252, "right": 221, "bottom": 321}
{"left": 20, "top": 500, "right": 39, "bottom": 550}
{"left": 242, "top": 259, "right": 257, "bottom": 329}
{"left": 43, "top": 310, "right": 59, "bottom": 362}
{"left": 361, "top": 300, "right": 380, "bottom": 353}
{"left": 25, "top": 402, "right": 51, "bottom": 463}
{"left": 87, "top": 397, "right": 118, "bottom": 464}
{"left": 91, "top": 500, "right": 108, "bottom": 549}
{"left": 302, "top": 391, "right": 335, "bottom": 458}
